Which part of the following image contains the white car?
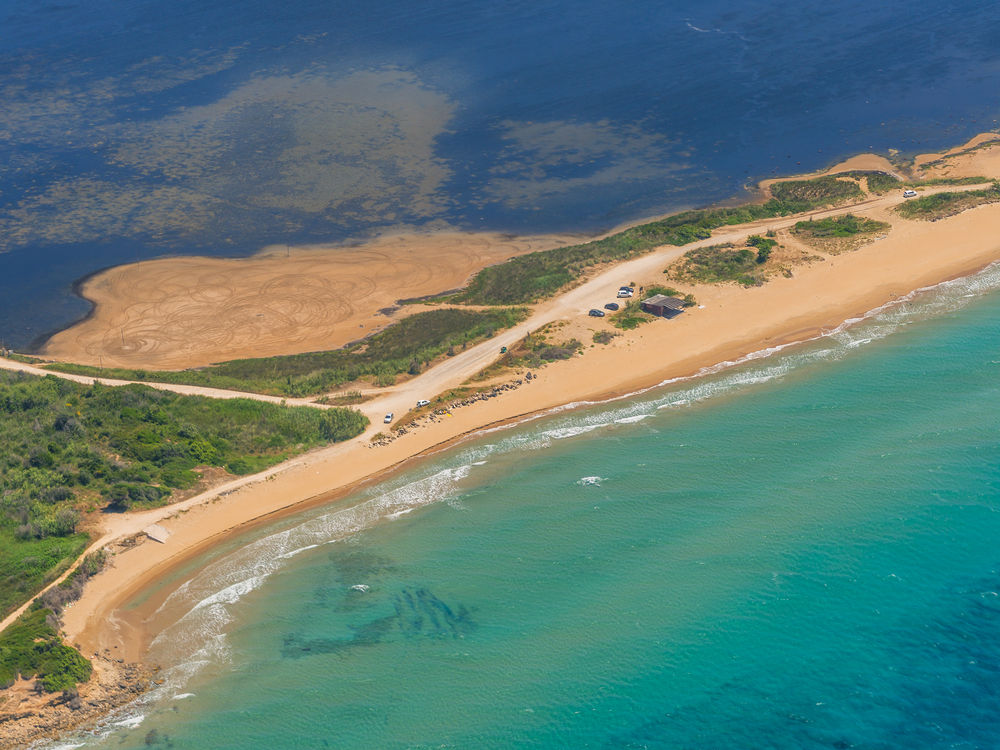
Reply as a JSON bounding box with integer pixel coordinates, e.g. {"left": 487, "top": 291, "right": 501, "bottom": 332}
{"left": 383, "top": 413, "right": 393, "bottom": 424}
{"left": 903, "top": 189, "right": 917, "bottom": 198}
{"left": 617, "top": 289, "right": 633, "bottom": 298}
{"left": 416, "top": 399, "right": 431, "bottom": 408}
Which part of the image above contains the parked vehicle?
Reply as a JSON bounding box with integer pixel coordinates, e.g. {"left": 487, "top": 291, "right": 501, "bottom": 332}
{"left": 903, "top": 189, "right": 918, "bottom": 198}
{"left": 604, "top": 302, "right": 620, "bottom": 311}
{"left": 416, "top": 400, "right": 431, "bottom": 408}
{"left": 617, "top": 289, "right": 633, "bottom": 298}
{"left": 588, "top": 309, "right": 606, "bottom": 317}
{"left": 383, "top": 413, "right": 394, "bottom": 423}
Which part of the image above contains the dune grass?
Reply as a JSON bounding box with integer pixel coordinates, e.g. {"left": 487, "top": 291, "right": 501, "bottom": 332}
{"left": 895, "top": 182, "right": 1000, "bottom": 221}
{"left": 792, "top": 214, "right": 890, "bottom": 238}
{"left": 430, "top": 176, "right": 864, "bottom": 306}
{"left": 45, "top": 308, "right": 528, "bottom": 398}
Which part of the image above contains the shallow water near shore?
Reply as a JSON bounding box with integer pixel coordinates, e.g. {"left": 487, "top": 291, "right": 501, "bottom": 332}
{"left": 56, "top": 263, "right": 1000, "bottom": 748}
{"left": 3, "top": 0, "right": 1000, "bottom": 346}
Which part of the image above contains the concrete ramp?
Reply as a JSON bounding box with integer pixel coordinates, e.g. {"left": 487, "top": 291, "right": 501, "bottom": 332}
{"left": 144, "top": 524, "right": 171, "bottom": 543}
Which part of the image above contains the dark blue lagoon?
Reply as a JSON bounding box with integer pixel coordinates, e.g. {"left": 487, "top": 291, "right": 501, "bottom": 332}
{"left": 2, "top": 0, "right": 1000, "bottom": 346}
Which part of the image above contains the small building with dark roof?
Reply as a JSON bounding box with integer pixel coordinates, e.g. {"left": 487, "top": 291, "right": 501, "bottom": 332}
{"left": 640, "top": 294, "right": 685, "bottom": 319}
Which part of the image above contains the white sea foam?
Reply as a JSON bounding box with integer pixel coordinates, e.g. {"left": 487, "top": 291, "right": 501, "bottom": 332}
{"left": 615, "top": 414, "right": 650, "bottom": 424}
{"left": 111, "top": 714, "right": 145, "bottom": 729}
{"left": 171, "top": 692, "right": 196, "bottom": 700}
{"left": 577, "top": 476, "right": 606, "bottom": 486}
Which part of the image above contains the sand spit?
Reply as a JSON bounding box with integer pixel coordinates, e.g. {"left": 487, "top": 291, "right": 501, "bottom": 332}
{"left": 4, "top": 133, "right": 1000, "bottom": 742}
{"left": 42, "top": 231, "right": 577, "bottom": 370}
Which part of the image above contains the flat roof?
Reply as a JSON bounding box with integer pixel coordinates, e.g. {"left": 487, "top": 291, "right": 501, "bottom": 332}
{"left": 642, "top": 294, "right": 685, "bottom": 310}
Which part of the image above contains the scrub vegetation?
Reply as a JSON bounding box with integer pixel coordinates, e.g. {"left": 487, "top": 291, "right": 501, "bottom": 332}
{"left": 425, "top": 176, "right": 865, "bottom": 306}
{"left": 668, "top": 243, "right": 770, "bottom": 287}
{"left": 792, "top": 215, "right": 890, "bottom": 238}
{"left": 0, "top": 608, "right": 91, "bottom": 692}
{"left": 0, "top": 371, "right": 366, "bottom": 691}
{"left": 832, "top": 170, "right": 900, "bottom": 194}
{"left": 895, "top": 182, "right": 1000, "bottom": 220}
{"left": 46, "top": 308, "right": 527, "bottom": 398}
{"left": 471, "top": 322, "right": 582, "bottom": 380}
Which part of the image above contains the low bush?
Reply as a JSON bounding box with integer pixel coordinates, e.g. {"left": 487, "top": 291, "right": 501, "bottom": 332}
{"left": 46, "top": 308, "right": 527, "bottom": 398}
{"left": 895, "top": 183, "right": 1000, "bottom": 221}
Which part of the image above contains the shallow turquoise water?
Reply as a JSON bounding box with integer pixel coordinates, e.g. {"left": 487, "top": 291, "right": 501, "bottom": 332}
{"left": 78, "top": 266, "right": 1000, "bottom": 749}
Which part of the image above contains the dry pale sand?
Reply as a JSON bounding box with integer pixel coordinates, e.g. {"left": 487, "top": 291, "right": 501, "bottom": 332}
{"left": 29, "top": 133, "right": 1000, "bottom": 671}
{"left": 42, "top": 231, "right": 576, "bottom": 370}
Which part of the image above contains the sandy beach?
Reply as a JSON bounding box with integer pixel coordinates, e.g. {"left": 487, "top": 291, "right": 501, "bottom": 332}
{"left": 4, "top": 135, "right": 1000, "bottom": 743}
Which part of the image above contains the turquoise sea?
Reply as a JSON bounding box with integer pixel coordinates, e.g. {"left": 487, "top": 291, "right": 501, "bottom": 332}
{"left": 57, "top": 263, "right": 1000, "bottom": 749}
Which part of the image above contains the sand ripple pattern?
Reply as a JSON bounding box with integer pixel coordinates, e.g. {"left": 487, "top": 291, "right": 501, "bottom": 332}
{"left": 43, "top": 232, "right": 568, "bottom": 370}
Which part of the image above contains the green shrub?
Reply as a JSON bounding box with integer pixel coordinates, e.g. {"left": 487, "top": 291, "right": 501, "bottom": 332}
{"left": 0, "top": 608, "right": 91, "bottom": 692}
{"left": 46, "top": 308, "right": 527, "bottom": 398}
{"left": 895, "top": 183, "right": 1000, "bottom": 220}
{"left": 429, "top": 175, "right": 866, "bottom": 306}
{"left": 669, "top": 244, "right": 766, "bottom": 287}
{"left": 792, "top": 214, "right": 890, "bottom": 238}
{"left": 0, "top": 371, "right": 368, "bottom": 621}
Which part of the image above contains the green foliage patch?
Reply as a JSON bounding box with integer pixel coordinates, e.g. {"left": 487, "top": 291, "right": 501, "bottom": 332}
{"left": 792, "top": 214, "right": 890, "bottom": 238}
{"left": 434, "top": 176, "right": 864, "bottom": 306}
{"left": 0, "top": 531, "right": 89, "bottom": 620}
{"left": 0, "top": 370, "right": 366, "bottom": 623}
{"left": 895, "top": 182, "right": 1000, "bottom": 221}
{"left": 0, "top": 608, "right": 91, "bottom": 692}
{"left": 668, "top": 244, "right": 768, "bottom": 287}
{"left": 46, "top": 308, "right": 527, "bottom": 398}
{"left": 769, "top": 176, "right": 863, "bottom": 205}
{"left": 833, "top": 170, "right": 900, "bottom": 194}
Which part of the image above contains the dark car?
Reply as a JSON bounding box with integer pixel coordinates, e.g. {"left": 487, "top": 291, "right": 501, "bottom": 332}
{"left": 588, "top": 309, "right": 606, "bottom": 317}
{"left": 604, "top": 302, "right": 620, "bottom": 311}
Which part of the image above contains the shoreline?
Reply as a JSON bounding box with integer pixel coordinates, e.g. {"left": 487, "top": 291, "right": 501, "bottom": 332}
{"left": 65, "top": 217, "right": 1000, "bottom": 662}
{"left": 6, "top": 133, "right": 1000, "bottom": 743}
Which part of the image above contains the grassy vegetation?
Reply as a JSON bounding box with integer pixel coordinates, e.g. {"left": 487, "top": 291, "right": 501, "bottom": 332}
{"left": 0, "top": 371, "right": 366, "bottom": 632}
{"left": 769, "top": 176, "right": 862, "bottom": 205}
{"left": 833, "top": 170, "right": 900, "bottom": 195}
{"left": 428, "top": 176, "right": 864, "bottom": 306}
{"left": 45, "top": 308, "right": 527, "bottom": 398}
{"left": 0, "top": 608, "right": 91, "bottom": 692}
{"left": 895, "top": 182, "right": 1000, "bottom": 221}
{"left": 792, "top": 214, "right": 890, "bottom": 238}
{"left": 0, "top": 532, "right": 89, "bottom": 622}
{"left": 668, "top": 243, "right": 769, "bottom": 287}
{"left": 313, "top": 391, "right": 369, "bottom": 406}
